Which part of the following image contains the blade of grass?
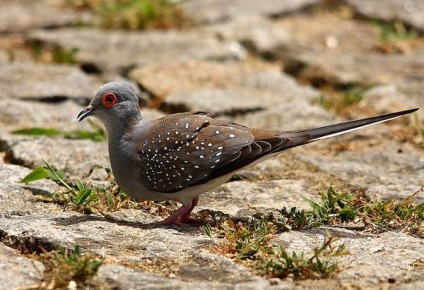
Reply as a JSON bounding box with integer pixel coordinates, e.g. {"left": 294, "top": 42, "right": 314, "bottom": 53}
{"left": 20, "top": 167, "right": 50, "bottom": 183}
{"left": 12, "top": 128, "right": 62, "bottom": 136}
{"left": 42, "top": 160, "right": 72, "bottom": 191}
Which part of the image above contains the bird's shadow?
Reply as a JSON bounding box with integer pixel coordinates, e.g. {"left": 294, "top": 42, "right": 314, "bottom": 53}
{"left": 52, "top": 214, "right": 202, "bottom": 233}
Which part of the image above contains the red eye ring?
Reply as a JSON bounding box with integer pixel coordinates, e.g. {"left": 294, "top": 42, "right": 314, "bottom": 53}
{"left": 101, "top": 92, "right": 118, "bottom": 108}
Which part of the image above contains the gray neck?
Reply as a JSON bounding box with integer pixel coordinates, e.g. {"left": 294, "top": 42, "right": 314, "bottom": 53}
{"left": 100, "top": 111, "right": 142, "bottom": 141}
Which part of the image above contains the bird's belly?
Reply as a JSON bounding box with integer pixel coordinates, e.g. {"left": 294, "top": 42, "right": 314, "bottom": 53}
{"left": 110, "top": 160, "right": 162, "bottom": 201}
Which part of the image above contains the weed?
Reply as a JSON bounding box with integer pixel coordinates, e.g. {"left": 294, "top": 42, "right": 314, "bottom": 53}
{"left": 371, "top": 19, "right": 420, "bottom": 54}
{"left": 209, "top": 219, "right": 276, "bottom": 259}
{"left": 293, "top": 186, "right": 423, "bottom": 236}
{"left": 204, "top": 219, "right": 347, "bottom": 279}
{"left": 30, "top": 42, "right": 79, "bottom": 64}
{"left": 69, "top": 0, "right": 189, "bottom": 30}
{"left": 20, "top": 160, "right": 134, "bottom": 213}
{"left": 12, "top": 120, "right": 106, "bottom": 142}
{"left": 400, "top": 112, "right": 424, "bottom": 150}
{"left": 51, "top": 47, "right": 79, "bottom": 64}
{"left": 41, "top": 245, "right": 103, "bottom": 288}
{"left": 304, "top": 186, "right": 358, "bottom": 226}
{"left": 277, "top": 207, "right": 311, "bottom": 230}
{"left": 202, "top": 185, "right": 423, "bottom": 237}
{"left": 360, "top": 186, "right": 424, "bottom": 236}
{"left": 264, "top": 234, "right": 348, "bottom": 279}
{"left": 318, "top": 83, "right": 370, "bottom": 114}
{"left": 372, "top": 19, "right": 417, "bottom": 42}
{"left": 203, "top": 186, "right": 423, "bottom": 280}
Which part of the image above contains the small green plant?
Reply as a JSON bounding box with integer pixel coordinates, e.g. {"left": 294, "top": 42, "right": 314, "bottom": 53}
{"left": 286, "top": 186, "right": 424, "bottom": 236}
{"left": 277, "top": 207, "right": 310, "bottom": 230}
{"left": 304, "top": 186, "right": 358, "bottom": 226}
{"left": 372, "top": 19, "right": 417, "bottom": 42}
{"left": 12, "top": 121, "right": 106, "bottom": 142}
{"left": 213, "top": 219, "right": 276, "bottom": 259}
{"left": 20, "top": 160, "right": 133, "bottom": 212}
{"left": 52, "top": 47, "right": 78, "bottom": 64}
{"left": 203, "top": 185, "right": 423, "bottom": 243}
{"left": 370, "top": 19, "right": 419, "bottom": 53}
{"left": 30, "top": 42, "right": 79, "bottom": 64}
{"left": 69, "top": 0, "right": 188, "bottom": 30}
{"left": 264, "top": 234, "right": 348, "bottom": 279}
{"left": 318, "top": 84, "right": 370, "bottom": 113}
{"left": 405, "top": 112, "right": 424, "bottom": 150}
{"left": 202, "top": 185, "right": 423, "bottom": 280}
{"left": 204, "top": 219, "right": 347, "bottom": 279}
{"left": 41, "top": 245, "right": 103, "bottom": 288}
{"left": 361, "top": 186, "right": 424, "bottom": 236}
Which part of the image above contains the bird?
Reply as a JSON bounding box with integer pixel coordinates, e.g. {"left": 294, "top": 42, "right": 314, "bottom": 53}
{"left": 77, "top": 81, "right": 419, "bottom": 226}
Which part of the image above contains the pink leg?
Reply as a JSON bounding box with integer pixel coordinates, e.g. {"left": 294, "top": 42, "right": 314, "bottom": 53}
{"left": 180, "top": 198, "right": 203, "bottom": 223}
{"left": 146, "top": 198, "right": 202, "bottom": 226}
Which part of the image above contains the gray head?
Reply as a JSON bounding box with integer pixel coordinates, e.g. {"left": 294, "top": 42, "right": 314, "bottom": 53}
{"left": 77, "top": 82, "right": 142, "bottom": 128}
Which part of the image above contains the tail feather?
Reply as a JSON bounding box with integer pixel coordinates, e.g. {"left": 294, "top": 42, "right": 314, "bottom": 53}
{"left": 285, "top": 108, "right": 419, "bottom": 147}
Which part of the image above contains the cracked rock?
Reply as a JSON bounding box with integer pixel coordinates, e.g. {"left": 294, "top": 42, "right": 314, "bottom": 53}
{"left": 0, "top": 243, "right": 45, "bottom": 290}
{"left": 0, "top": 63, "right": 98, "bottom": 100}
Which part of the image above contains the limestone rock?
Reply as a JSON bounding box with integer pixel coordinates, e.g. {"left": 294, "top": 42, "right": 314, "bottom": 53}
{"left": 0, "top": 243, "right": 45, "bottom": 290}
{"left": 348, "top": 0, "right": 424, "bottom": 32}
{"left": 29, "top": 29, "right": 245, "bottom": 71}
{"left": 0, "top": 63, "right": 98, "bottom": 100}
{"left": 0, "top": 0, "right": 93, "bottom": 33}
{"left": 182, "top": 0, "right": 322, "bottom": 24}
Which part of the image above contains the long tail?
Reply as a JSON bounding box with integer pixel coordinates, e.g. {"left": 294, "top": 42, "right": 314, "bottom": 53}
{"left": 285, "top": 108, "right": 419, "bottom": 147}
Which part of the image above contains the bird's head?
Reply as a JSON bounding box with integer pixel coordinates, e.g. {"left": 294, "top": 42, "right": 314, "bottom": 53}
{"left": 77, "top": 82, "right": 142, "bottom": 127}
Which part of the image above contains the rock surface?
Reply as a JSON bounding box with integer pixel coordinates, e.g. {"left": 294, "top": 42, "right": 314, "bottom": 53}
{"left": 0, "top": 0, "right": 423, "bottom": 289}
{"left": 0, "top": 0, "right": 93, "bottom": 33}
{"left": 0, "top": 243, "right": 45, "bottom": 290}
{"left": 29, "top": 28, "right": 245, "bottom": 71}
{"left": 270, "top": 11, "right": 424, "bottom": 117}
{"left": 348, "top": 0, "right": 424, "bottom": 32}
{"left": 0, "top": 63, "right": 98, "bottom": 100}
{"left": 182, "top": 0, "right": 322, "bottom": 24}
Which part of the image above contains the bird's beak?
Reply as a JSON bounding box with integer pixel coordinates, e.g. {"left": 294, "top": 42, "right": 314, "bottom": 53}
{"left": 77, "top": 104, "right": 97, "bottom": 122}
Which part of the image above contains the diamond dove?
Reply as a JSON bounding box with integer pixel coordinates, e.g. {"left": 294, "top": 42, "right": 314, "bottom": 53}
{"left": 78, "top": 82, "right": 419, "bottom": 225}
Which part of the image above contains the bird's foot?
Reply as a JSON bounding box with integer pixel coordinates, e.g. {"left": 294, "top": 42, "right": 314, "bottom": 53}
{"left": 145, "top": 215, "right": 205, "bottom": 227}
{"left": 178, "top": 216, "right": 206, "bottom": 224}
{"left": 144, "top": 198, "right": 203, "bottom": 227}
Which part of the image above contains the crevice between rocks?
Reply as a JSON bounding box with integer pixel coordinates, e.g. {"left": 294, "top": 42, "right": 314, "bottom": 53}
{"left": 20, "top": 96, "right": 70, "bottom": 103}
{"left": 0, "top": 139, "right": 13, "bottom": 164}
{"left": 0, "top": 230, "right": 56, "bottom": 254}
{"left": 0, "top": 138, "right": 36, "bottom": 169}
{"left": 159, "top": 101, "right": 265, "bottom": 117}
{"left": 80, "top": 62, "right": 102, "bottom": 74}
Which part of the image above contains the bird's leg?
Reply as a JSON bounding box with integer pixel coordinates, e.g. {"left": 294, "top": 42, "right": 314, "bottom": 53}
{"left": 146, "top": 198, "right": 203, "bottom": 226}
{"left": 179, "top": 197, "right": 204, "bottom": 223}
{"left": 147, "top": 203, "right": 193, "bottom": 226}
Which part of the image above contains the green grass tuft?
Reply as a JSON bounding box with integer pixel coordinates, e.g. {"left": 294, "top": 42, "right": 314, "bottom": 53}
{"left": 371, "top": 19, "right": 418, "bottom": 42}
{"left": 69, "top": 0, "right": 189, "bottom": 30}
{"left": 203, "top": 219, "right": 347, "bottom": 279}
{"left": 41, "top": 245, "right": 103, "bottom": 288}
{"left": 318, "top": 83, "right": 370, "bottom": 113}
{"left": 12, "top": 121, "right": 106, "bottom": 142}
{"left": 20, "top": 160, "right": 134, "bottom": 213}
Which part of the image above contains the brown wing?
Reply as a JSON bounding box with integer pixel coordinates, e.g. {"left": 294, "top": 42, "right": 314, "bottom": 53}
{"left": 136, "top": 112, "right": 294, "bottom": 193}
{"left": 204, "top": 128, "right": 294, "bottom": 180}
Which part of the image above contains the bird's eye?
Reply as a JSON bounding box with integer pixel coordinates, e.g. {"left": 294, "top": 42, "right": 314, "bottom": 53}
{"left": 101, "top": 92, "right": 118, "bottom": 108}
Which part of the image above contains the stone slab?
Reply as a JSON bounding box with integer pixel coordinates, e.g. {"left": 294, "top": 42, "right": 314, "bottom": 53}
{"left": 0, "top": 63, "right": 98, "bottom": 100}
{"left": 0, "top": 0, "right": 93, "bottom": 33}
{"left": 1, "top": 135, "right": 109, "bottom": 177}
{"left": 182, "top": 0, "right": 322, "bottom": 24}
{"left": 29, "top": 28, "right": 246, "bottom": 71}
{"left": 348, "top": 0, "right": 424, "bottom": 32}
{"left": 0, "top": 243, "right": 45, "bottom": 290}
